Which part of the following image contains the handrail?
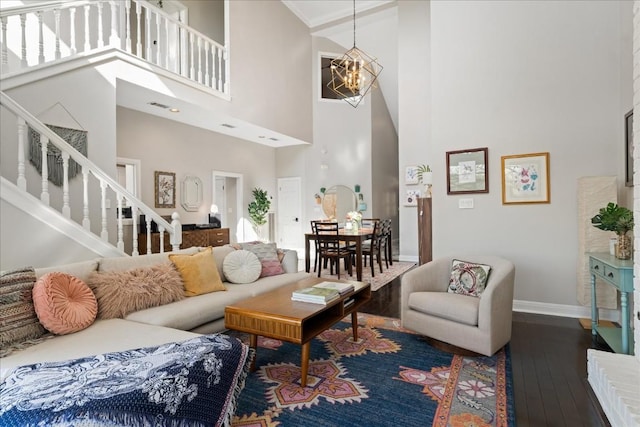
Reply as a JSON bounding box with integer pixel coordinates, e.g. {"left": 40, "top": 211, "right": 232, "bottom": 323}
{"left": 0, "top": 1, "right": 93, "bottom": 17}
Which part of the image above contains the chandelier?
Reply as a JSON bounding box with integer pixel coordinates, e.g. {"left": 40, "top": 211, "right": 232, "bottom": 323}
{"left": 327, "top": 0, "right": 383, "bottom": 108}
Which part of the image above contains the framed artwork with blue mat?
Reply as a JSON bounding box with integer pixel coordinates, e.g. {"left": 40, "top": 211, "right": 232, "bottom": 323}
{"left": 230, "top": 315, "right": 515, "bottom": 426}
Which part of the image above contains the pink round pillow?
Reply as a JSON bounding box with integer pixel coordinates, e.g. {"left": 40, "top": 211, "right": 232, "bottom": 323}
{"left": 33, "top": 272, "right": 97, "bottom": 335}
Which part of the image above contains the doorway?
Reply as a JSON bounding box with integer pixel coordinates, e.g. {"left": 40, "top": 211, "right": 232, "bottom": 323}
{"left": 212, "top": 171, "right": 244, "bottom": 243}
{"left": 277, "top": 177, "right": 302, "bottom": 253}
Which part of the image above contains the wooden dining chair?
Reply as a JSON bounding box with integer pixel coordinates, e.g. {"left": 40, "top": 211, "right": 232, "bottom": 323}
{"left": 314, "top": 221, "right": 352, "bottom": 279}
{"left": 354, "top": 220, "right": 384, "bottom": 277}
{"left": 310, "top": 220, "right": 322, "bottom": 273}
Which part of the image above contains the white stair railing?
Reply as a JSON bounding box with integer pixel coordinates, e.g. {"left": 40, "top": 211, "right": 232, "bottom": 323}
{"left": 0, "top": 0, "right": 229, "bottom": 96}
{"left": 1, "top": 91, "right": 182, "bottom": 255}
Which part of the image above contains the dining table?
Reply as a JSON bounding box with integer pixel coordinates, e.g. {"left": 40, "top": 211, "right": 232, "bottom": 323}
{"left": 304, "top": 227, "right": 374, "bottom": 282}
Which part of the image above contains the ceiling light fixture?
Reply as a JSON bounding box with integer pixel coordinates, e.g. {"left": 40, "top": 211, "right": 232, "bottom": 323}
{"left": 327, "top": 0, "right": 383, "bottom": 108}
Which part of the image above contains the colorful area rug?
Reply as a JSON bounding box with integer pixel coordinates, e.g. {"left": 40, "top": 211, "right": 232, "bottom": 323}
{"left": 230, "top": 314, "right": 514, "bottom": 427}
{"left": 318, "top": 261, "right": 416, "bottom": 291}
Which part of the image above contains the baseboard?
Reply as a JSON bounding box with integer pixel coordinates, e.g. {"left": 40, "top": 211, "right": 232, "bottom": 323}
{"left": 398, "top": 255, "right": 419, "bottom": 263}
{"left": 513, "top": 299, "right": 619, "bottom": 322}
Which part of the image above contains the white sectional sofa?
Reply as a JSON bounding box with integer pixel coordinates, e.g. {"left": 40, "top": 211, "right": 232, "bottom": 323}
{"left": 1, "top": 245, "right": 311, "bottom": 381}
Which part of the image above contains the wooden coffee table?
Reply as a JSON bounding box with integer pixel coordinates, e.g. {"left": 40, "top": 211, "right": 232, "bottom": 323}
{"left": 224, "top": 276, "right": 371, "bottom": 387}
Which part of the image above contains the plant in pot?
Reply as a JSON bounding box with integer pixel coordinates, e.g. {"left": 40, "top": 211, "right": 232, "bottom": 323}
{"left": 248, "top": 187, "right": 271, "bottom": 241}
{"left": 417, "top": 165, "right": 432, "bottom": 197}
{"left": 590, "top": 202, "right": 634, "bottom": 260}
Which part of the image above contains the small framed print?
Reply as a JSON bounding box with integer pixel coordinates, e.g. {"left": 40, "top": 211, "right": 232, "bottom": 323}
{"left": 154, "top": 171, "right": 176, "bottom": 208}
{"left": 405, "top": 189, "right": 421, "bottom": 206}
{"left": 446, "top": 148, "right": 488, "bottom": 194}
{"left": 405, "top": 165, "right": 419, "bottom": 185}
{"left": 501, "top": 152, "right": 550, "bottom": 204}
{"left": 625, "top": 109, "right": 633, "bottom": 187}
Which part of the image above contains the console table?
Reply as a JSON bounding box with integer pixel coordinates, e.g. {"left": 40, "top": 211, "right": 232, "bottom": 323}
{"left": 588, "top": 252, "right": 635, "bottom": 355}
{"left": 138, "top": 227, "right": 229, "bottom": 254}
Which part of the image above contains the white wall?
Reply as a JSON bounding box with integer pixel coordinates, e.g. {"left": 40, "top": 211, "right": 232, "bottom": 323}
{"left": 429, "top": 1, "right": 631, "bottom": 307}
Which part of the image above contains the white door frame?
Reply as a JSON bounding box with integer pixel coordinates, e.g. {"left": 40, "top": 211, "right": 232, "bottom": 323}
{"left": 277, "top": 176, "right": 303, "bottom": 253}
{"left": 212, "top": 170, "right": 244, "bottom": 242}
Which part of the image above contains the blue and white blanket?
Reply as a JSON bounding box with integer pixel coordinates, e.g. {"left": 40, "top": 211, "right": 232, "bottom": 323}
{"left": 0, "top": 334, "right": 252, "bottom": 427}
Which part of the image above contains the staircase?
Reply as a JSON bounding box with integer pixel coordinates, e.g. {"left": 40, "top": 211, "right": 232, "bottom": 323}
{"left": 0, "top": 0, "right": 229, "bottom": 265}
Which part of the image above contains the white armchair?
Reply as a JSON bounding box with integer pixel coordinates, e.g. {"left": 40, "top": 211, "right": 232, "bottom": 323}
{"left": 400, "top": 255, "right": 515, "bottom": 356}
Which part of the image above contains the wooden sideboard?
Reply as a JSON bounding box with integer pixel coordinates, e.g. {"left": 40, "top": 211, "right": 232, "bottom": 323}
{"left": 138, "top": 227, "right": 230, "bottom": 254}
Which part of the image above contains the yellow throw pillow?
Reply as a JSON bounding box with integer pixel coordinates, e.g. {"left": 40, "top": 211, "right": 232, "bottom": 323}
{"left": 169, "top": 247, "right": 226, "bottom": 296}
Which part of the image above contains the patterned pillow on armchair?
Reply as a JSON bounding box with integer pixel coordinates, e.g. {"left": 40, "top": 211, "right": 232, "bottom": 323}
{"left": 447, "top": 259, "right": 492, "bottom": 297}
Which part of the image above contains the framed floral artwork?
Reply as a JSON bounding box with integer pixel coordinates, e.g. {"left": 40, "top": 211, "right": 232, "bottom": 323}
{"left": 446, "top": 147, "right": 488, "bottom": 194}
{"left": 501, "top": 152, "right": 550, "bottom": 204}
{"left": 154, "top": 171, "right": 176, "bottom": 208}
{"left": 405, "top": 166, "right": 419, "bottom": 185}
{"left": 405, "top": 189, "right": 421, "bottom": 206}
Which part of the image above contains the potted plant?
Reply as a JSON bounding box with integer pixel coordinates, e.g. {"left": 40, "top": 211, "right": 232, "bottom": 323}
{"left": 248, "top": 187, "right": 271, "bottom": 240}
{"left": 591, "top": 202, "right": 634, "bottom": 259}
{"left": 417, "top": 165, "right": 432, "bottom": 197}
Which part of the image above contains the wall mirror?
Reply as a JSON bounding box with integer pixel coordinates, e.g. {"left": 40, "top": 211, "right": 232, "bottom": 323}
{"left": 181, "top": 175, "right": 203, "bottom": 211}
{"left": 322, "top": 185, "right": 357, "bottom": 220}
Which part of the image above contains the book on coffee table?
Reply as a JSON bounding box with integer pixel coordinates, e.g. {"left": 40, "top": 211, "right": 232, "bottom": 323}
{"left": 312, "top": 281, "right": 354, "bottom": 295}
{"left": 291, "top": 287, "right": 340, "bottom": 304}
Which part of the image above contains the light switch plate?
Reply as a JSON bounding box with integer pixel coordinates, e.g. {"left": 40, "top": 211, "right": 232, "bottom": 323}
{"left": 459, "top": 198, "right": 474, "bottom": 209}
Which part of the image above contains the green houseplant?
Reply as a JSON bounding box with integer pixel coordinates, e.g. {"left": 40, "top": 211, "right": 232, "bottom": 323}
{"left": 591, "top": 202, "right": 634, "bottom": 259}
{"left": 248, "top": 187, "right": 271, "bottom": 239}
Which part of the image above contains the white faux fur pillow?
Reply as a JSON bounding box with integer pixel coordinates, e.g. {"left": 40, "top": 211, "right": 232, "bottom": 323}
{"left": 87, "top": 262, "right": 184, "bottom": 319}
{"left": 223, "top": 250, "right": 262, "bottom": 284}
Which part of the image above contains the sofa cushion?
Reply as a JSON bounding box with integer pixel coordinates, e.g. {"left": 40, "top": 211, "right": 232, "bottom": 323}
{"left": 169, "top": 247, "right": 226, "bottom": 296}
{"left": 0, "top": 267, "right": 49, "bottom": 357}
{"left": 88, "top": 262, "right": 185, "bottom": 319}
{"left": 223, "top": 250, "right": 262, "bottom": 284}
{"left": 447, "top": 259, "right": 492, "bottom": 297}
{"left": 32, "top": 272, "right": 97, "bottom": 335}
{"left": 211, "top": 245, "right": 236, "bottom": 281}
{"left": 408, "top": 292, "right": 479, "bottom": 326}
{"left": 241, "top": 242, "right": 285, "bottom": 277}
{"left": 97, "top": 247, "right": 199, "bottom": 273}
{"left": 35, "top": 259, "right": 99, "bottom": 283}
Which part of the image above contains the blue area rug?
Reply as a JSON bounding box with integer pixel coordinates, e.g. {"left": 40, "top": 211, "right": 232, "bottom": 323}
{"left": 230, "top": 315, "right": 515, "bottom": 427}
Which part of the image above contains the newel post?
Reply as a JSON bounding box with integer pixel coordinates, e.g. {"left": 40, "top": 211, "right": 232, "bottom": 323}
{"left": 170, "top": 212, "right": 182, "bottom": 251}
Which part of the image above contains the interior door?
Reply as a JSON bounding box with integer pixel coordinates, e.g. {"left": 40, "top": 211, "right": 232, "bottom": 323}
{"left": 277, "top": 177, "right": 302, "bottom": 254}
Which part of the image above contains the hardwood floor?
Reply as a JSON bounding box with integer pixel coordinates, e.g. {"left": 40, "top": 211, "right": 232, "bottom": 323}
{"left": 359, "top": 275, "right": 612, "bottom": 427}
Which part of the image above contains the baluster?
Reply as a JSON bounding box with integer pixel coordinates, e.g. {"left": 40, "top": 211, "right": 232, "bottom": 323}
{"left": 158, "top": 225, "right": 165, "bottom": 253}
{"left": 132, "top": 205, "right": 139, "bottom": 256}
{"left": 82, "top": 168, "right": 90, "bottom": 229}
{"left": 84, "top": 5, "right": 91, "bottom": 52}
{"left": 109, "top": 1, "right": 119, "bottom": 47}
{"left": 145, "top": 217, "right": 152, "bottom": 254}
{"left": 170, "top": 212, "right": 182, "bottom": 251}
{"left": 54, "top": 9, "right": 61, "bottom": 59}
{"left": 178, "top": 26, "right": 185, "bottom": 76}
{"left": 197, "top": 37, "right": 203, "bottom": 83}
{"left": 69, "top": 7, "right": 77, "bottom": 54}
{"left": 61, "top": 152, "right": 70, "bottom": 218}
{"left": 164, "top": 16, "right": 169, "bottom": 68}
{"left": 37, "top": 11, "right": 44, "bottom": 64}
{"left": 40, "top": 135, "right": 49, "bottom": 205}
{"left": 204, "top": 41, "right": 210, "bottom": 88}
{"left": 125, "top": 0, "right": 132, "bottom": 52}
{"left": 189, "top": 32, "right": 194, "bottom": 80}
{"left": 145, "top": 7, "right": 151, "bottom": 60}
{"left": 16, "top": 118, "right": 26, "bottom": 191}
{"left": 97, "top": 2, "right": 104, "bottom": 48}
{"left": 1, "top": 17, "right": 7, "bottom": 66}
{"left": 155, "top": 12, "right": 161, "bottom": 65}
{"left": 116, "top": 191, "right": 124, "bottom": 251}
{"left": 136, "top": 2, "right": 142, "bottom": 56}
{"left": 20, "top": 13, "right": 27, "bottom": 67}
{"left": 100, "top": 180, "right": 108, "bottom": 241}
{"left": 223, "top": 44, "right": 229, "bottom": 94}
{"left": 217, "top": 46, "right": 223, "bottom": 92}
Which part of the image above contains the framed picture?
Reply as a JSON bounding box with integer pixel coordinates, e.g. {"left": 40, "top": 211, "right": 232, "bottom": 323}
{"left": 625, "top": 109, "right": 633, "bottom": 187}
{"left": 405, "top": 165, "right": 419, "bottom": 185}
{"left": 405, "top": 189, "right": 421, "bottom": 206}
{"left": 501, "top": 152, "right": 550, "bottom": 204}
{"left": 446, "top": 147, "right": 489, "bottom": 194}
{"left": 154, "top": 171, "right": 176, "bottom": 208}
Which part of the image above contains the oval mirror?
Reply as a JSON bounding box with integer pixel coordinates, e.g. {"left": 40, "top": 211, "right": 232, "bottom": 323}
{"left": 181, "top": 175, "right": 203, "bottom": 212}
{"left": 322, "top": 185, "right": 357, "bottom": 220}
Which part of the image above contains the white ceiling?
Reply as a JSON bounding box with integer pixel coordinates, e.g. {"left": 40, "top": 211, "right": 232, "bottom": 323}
{"left": 117, "top": 1, "right": 398, "bottom": 147}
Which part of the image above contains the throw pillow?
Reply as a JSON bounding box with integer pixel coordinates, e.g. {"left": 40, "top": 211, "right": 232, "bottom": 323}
{"left": 0, "top": 267, "right": 49, "bottom": 357}
{"left": 88, "top": 262, "right": 185, "bottom": 319}
{"left": 169, "top": 247, "right": 226, "bottom": 296}
{"left": 223, "top": 250, "right": 262, "bottom": 284}
{"left": 32, "top": 272, "right": 97, "bottom": 335}
{"left": 241, "top": 242, "right": 285, "bottom": 277}
{"left": 447, "top": 259, "right": 492, "bottom": 297}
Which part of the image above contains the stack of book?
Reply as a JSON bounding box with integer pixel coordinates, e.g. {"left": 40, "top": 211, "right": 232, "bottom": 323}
{"left": 291, "top": 282, "right": 354, "bottom": 305}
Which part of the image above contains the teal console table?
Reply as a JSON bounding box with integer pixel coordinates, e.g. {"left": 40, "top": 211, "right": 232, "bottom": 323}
{"left": 588, "top": 253, "right": 635, "bottom": 355}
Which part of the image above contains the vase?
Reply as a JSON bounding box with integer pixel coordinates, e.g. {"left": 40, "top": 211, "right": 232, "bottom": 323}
{"left": 352, "top": 219, "right": 360, "bottom": 232}
{"left": 615, "top": 233, "right": 632, "bottom": 260}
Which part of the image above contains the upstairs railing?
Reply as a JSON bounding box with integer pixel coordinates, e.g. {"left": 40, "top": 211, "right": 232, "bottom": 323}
{"left": 0, "top": 91, "right": 182, "bottom": 255}
{"left": 0, "top": 0, "right": 229, "bottom": 96}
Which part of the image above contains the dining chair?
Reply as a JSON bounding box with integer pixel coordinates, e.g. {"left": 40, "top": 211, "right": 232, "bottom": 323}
{"left": 310, "top": 220, "right": 322, "bottom": 273}
{"left": 314, "top": 221, "right": 353, "bottom": 279}
{"left": 354, "top": 220, "right": 384, "bottom": 277}
{"left": 380, "top": 219, "right": 393, "bottom": 268}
